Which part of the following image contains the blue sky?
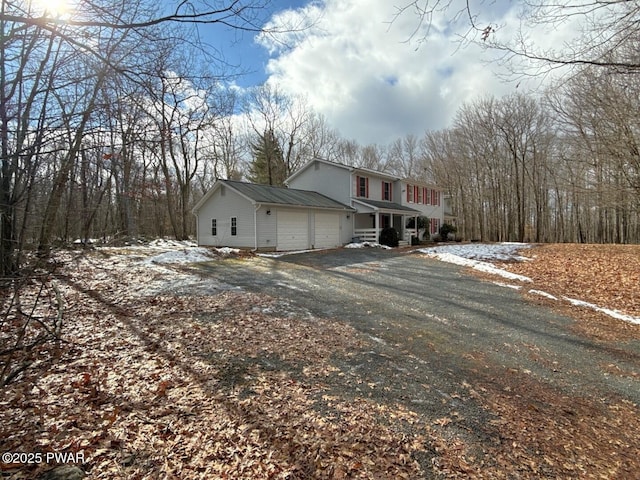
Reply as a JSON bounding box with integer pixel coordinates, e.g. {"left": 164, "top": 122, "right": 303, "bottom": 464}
{"left": 194, "top": 0, "right": 575, "bottom": 145}
{"left": 197, "top": 0, "right": 311, "bottom": 88}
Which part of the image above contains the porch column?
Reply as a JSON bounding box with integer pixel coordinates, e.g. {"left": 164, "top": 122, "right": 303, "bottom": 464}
{"left": 374, "top": 211, "right": 379, "bottom": 242}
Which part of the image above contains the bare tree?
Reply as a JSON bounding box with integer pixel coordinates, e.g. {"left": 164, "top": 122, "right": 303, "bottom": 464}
{"left": 387, "top": 134, "right": 421, "bottom": 178}
{"left": 547, "top": 66, "right": 640, "bottom": 243}
{"left": 243, "top": 83, "right": 312, "bottom": 179}
{"left": 392, "top": 1, "right": 640, "bottom": 76}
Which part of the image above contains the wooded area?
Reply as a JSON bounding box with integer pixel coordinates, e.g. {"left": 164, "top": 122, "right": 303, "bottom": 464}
{"left": 2, "top": 0, "right": 640, "bottom": 278}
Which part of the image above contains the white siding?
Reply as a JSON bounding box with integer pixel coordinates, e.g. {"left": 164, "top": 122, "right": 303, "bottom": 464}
{"left": 256, "top": 205, "right": 277, "bottom": 249}
{"left": 196, "top": 186, "right": 255, "bottom": 247}
{"left": 288, "top": 161, "right": 352, "bottom": 204}
{"left": 353, "top": 173, "right": 396, "bottom": 202}
{"left": 399, "top": 181, "right": 445, "bottom": 236}
{"left": 341, "top": 212, "right": 354, "bottom": 245}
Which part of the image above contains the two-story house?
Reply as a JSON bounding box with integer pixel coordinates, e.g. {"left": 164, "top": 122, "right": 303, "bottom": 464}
{"left": 287, "top": 158, "right": 445, "bottom": 244}
{"left": 193, "top": 158, "right": 447, "bottom": 250}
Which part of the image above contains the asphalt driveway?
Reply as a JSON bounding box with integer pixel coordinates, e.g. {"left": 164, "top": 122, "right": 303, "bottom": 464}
{"left": 193, "top": 247, "right": 640, "bottom": 475}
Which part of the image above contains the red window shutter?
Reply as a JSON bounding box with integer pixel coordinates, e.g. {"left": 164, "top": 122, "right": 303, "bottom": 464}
{"left": 422, "top": 187, "right": 427, "bottom": 204}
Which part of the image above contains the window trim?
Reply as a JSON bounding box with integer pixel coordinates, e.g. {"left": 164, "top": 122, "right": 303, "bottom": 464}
{"left": 357, "top": 175, "right": 369, "bottom": 198}
{"left": 211, "top": 218, "right": 217, "bottom": 236}
{"left": 230, "top": 216, "right": 237, "bottom": 236}
{"left": 382, "top": 181, "right": 392, "bottom": 201}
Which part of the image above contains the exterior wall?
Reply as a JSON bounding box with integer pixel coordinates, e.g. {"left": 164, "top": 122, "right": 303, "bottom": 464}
{"left": 400, "top": 181, "right": 445, "bottom": 236}
{"left": 287, "top": 160, "right": 352, "bottom": 205}
{"left": 255, "top": 205, "right": 277, "bottom": 249}
{"left": 196, "top": 186, "right": 256, "bottom": 247}
{"left": 340, "top": 212, "right": 354, "bottom": 244}
{"left": 352, "top": 172, "right": 395, "bottom": 203}
{"left": 355, "top": 213, "right": 374, "bottom": 230}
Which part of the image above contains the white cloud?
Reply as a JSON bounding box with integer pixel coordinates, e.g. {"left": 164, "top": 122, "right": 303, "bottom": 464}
{"left": 256, "top": 0, "right": 521, "bottom": 145}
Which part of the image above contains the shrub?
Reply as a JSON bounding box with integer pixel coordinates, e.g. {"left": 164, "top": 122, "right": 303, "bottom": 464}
{"left": 379, "top": 227, "right": 399, "bottom": 247}
{"left": 439, "top": 223, "right": 457, "bottom": 241}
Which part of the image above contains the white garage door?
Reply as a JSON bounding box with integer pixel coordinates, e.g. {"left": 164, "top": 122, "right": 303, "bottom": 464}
{"left": 314, "top": 212, "right": 340, "bottom": 248}
{"left": 277, "top": 209, "right": 309, "bottom": 250}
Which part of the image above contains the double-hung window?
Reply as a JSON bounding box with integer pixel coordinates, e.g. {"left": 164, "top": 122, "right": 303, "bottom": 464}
{"left": 211, "top": 219, "right": 217, "bottom": 236}
{"left": 231, "top": 217, "right": 237, "bottom": 236}
{"left": 357, "top": 176, "right": 368, "bottom": 198}
{"left": 382, "top": 181, "right": 392, "bottom": 201}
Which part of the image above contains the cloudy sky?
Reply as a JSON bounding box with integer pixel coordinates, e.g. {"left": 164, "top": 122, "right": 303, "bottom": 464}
{"left": 209, "top": 0, "right": 574, "bottom": 146}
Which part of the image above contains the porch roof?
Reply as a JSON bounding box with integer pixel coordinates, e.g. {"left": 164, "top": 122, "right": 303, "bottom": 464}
{"left": 352, "top": 198, "right": 421, "bottom": 215}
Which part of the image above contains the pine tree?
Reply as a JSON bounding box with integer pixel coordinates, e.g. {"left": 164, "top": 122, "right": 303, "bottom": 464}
{"left": 247, "top": 130, "right": 287, "bottom": 186}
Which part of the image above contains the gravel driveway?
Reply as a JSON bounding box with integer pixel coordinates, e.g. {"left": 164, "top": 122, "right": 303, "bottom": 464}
{"left": 195, "top": 247, "right": 640, "bottom": 475}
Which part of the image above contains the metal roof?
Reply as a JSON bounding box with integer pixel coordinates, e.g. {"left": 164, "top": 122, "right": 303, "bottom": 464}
{"left": 222, "top": 180, "right": 354, "bottom": 210}
{"left": 353, "top": 198, "right": 421, "bottom": 213}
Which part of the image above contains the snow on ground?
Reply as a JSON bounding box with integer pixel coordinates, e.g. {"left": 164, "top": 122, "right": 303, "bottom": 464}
{"left": 85, "top": 239, "right": 640, "bottom": 326}
{"left": 89, "top": 240, "right": 239, "bottom": 296}
{"left": 345, "top": 242, "right": 392, "bottom": 250}
{"left": 142, "top": 247, "right": 214, "bottom": 265}
{"left": 419, "top": 242, "right": 640, "bottom": 325}
{"left": 417, "top": 243, "right": 533, "bottom": 282}
{"left": 418, "top": 242, "right": 532, "bottom": 262}
{"left": 563, "top": 297, "right": 640, "bottom": 325}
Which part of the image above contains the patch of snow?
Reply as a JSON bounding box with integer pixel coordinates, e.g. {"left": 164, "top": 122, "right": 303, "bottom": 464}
{"left": 215, "top": 247, "right": 240, "bottom": 255}
{"left": 529, "top": 290, "right": 559, "bottom": 300}
{"left": 345, "top": 242, "right": 392, "bottom": 250}
{"left": 148, "top": 238, "right": 198, "bottom": 249}
{"left": 368, "top": 335, "right": 387, "bottom": 345}
{"left": 493, "top": 282, "right": 523, "bottom": 290}
{"left": 417, "top": 242, "right": 531, "bottom": 262}
{"left": 563, "top": 297, "right": 640, "bottom": 325}
{"left": 142, "top": 247, "right": 214, "bottom": 265}
{"left": 426, "top": 251, "right": 533, "bottom": 282}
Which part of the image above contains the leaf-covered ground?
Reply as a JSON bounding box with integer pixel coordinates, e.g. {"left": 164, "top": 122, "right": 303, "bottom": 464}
{"left": 1, "top": 250, "right": 424, "bottom": 479}
{"left": 498, "top": 243, "right": 640, "bottom": 341}
{"left": 1, "top": 243, "right": 639, "bottom": 479}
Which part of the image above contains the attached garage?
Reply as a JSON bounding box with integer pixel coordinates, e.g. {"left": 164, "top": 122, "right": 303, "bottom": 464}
{"left": 276, "top": 209, "right": 309, "bottom": 251}
{"left": 193, "top": 179, "right": 354, "bottom": 251}
{"left": 314, "top": 212, "right": 340, "bottom": 248}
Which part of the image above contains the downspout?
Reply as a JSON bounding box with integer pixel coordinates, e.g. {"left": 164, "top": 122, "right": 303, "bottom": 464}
{"left": 252, "top": 203, "right": 260, "bottom": 251}
{"left": 194, "top": 211, "right": 199, "bottom": 245}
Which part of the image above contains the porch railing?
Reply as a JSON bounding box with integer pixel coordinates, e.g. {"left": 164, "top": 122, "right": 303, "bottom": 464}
{"left": 353, "top": 228, "right": 379, "bottom": 243}
{"left": 353, "top": 228, "right": 418, "bottom": 243}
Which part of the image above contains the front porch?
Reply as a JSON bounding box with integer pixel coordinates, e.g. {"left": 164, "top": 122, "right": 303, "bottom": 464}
{"left": 350, "top": 199, "right": 421, "bottom": 246}
{"left": 353, "top": 227, "right": 417, "bottom": 245}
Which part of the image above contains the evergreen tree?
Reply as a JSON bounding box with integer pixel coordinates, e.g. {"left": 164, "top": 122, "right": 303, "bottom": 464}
{"left": 247, "top": 130, "right": 287, "bottom": 186}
